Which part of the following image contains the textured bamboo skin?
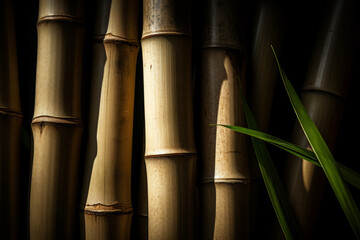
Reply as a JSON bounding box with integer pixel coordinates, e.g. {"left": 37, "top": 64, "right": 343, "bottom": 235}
{"left": 283, "top": 0, "right": 359, "bottom": 238}
{"left": 83, "top": 0, "right": 139, "bottom": 239}
{"left": 200, "top": 49, "right": 250, "bottom": 239}
{"left": 30, "top": 0, "right": 84, "bottom": 239}
{"left": 142, "top": 0, "right": 196, "bottom": 238}
{"left": 80, "top": 0, "right": 110, "bottom": 208}
{"left": 0, "top": 2, "right": 22, "bottom": 239}
{"left": 199, "top": 0, "right": 250, "bottom": 238}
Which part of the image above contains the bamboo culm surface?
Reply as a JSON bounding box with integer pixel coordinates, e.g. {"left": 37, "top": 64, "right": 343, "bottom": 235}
{"left": 29, "top": 0, "right": 84, "bottom": 239}
{"left": 0, "top": 1, "right": 23, "bottom": 239}
{"left": 199, "top": 0, "right": 250, "bottom": 239}
{"left": 82, "top": 0, "right": 139, "bottom": 239}
{"left": 282, "top": 0, "right": 360, "bottom": 238}
{"left": 142, "top": 0, "right": 196, "bottom": 239}
{"left": 248, "top": 0, "right": 284, "bottom": 237}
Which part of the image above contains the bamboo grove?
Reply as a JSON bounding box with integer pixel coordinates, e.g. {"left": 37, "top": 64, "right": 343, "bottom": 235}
{"left": 1, "top": 0, "right": 360, "bottom": 239}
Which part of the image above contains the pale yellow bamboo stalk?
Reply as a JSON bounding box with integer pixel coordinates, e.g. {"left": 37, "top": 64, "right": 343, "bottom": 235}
{"left": 79, "top": 0, "right": 110, "bottom": 237}
{"left": 83, "top": 0, "right": 139, "bottom": 239}
{"left": 199, "top": 0, "right": 250, "bottom": 239}
{"left": 142, "top": 0, "right": 196, "bottom": 238}
{"left": 80, "top": 0, "right": 111, "bottom": 209}
{"left": 29, "top": 0, "right": 85, "bottom": 239}
{"left": 282, "top": 0, "right": 359, "bottom": 238}
{"left": 0, "top": 1, "right": 23, "bottom": 239}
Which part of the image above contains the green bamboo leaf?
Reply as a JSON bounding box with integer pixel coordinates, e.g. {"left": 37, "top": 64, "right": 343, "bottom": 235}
{"left": 271, "top": 45, "right": 360, "bottom": 238}
{"left": 215, "top": 124, "right": 360, "bottom": 189}
{"left": 236, "top": 82, "right": 302, "bottom": 239}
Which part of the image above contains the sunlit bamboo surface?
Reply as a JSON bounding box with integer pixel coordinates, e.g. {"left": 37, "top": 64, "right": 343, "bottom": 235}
{"left": 199, "top": 0, "right": 250, "bottom": 239}
{"left": 29, "top": 0, "right": 85, "bottom": 239}
{"left": 82, "top": 0, "right": 139, "bottom": 239}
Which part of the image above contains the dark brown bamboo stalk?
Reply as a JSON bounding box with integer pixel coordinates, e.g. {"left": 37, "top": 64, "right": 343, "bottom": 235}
{"left": 199, "top": 0, "right": 250, "bottom": 239}
{"left": 282, "top": 0, "right": 359, "bottom": 238}
{"left": 29, "top": 0, "right": 85, "bottom": 239}
{"left": 248, "top": 0, "right": 284, "bottom": 237}
{"left": 133, "top": 152, "right": 148, "bottom": 240}
{"left": 142, "top": 0, "right": 196, "bottom": 238}
{"left": 0, "top": 1, "right": 23, "bottom": 239}
{"left": 82, "top": 0, "right": 139, "bottom": 239}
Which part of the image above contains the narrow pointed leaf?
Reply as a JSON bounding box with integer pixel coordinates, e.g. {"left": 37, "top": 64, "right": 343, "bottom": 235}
{"left": 216, "top": 124, "right": 360, "bottom": 189}
{"left": 272, "top": 45, "right": 360, "bottom": 238}
{"left": 235, "top": 83, "right": 302, "bottom": 239}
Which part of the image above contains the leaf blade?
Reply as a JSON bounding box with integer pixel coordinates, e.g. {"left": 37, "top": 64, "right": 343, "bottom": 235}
{"left": 215, "top": 124, "right": 360, "bottom": 189}
{"left": 272, "top": 45, "right": 360, "bottom": 238}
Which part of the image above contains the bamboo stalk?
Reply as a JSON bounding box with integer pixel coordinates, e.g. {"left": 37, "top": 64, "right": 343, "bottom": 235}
{"left": 248, "top": 1, "right": 284, "bottom": 237}
{"left": 199, "top": 0, "right": 250, "bottom": 238}
{"left": 29, "top": 0, "right": 85, "bottom": 239}
{"left": 282, "top": 0, "right": 359, "bottom": 238}
{"left": 82, "top": 0, "right": 139, "bottom": 239}
{"left": 142, "top": 0, "right": 196, "bottom": 238}
{"left": 0, "top": 1, "right": 23, "bottom": 239}
{"left": 80, "top": 0, "right": 111, "bottom": 213}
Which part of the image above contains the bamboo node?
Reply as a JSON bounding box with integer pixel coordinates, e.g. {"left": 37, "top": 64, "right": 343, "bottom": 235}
{"left": 201, "top": 178, "right": 252, "bottom": 184}
{"left": 141, "top": 31, "right": 192, "bottom": 40}
{"left": 37, "top": 15, "right": 84, "bottom": 25}
{"left": 0, "top": 108, "right": 23, "bottom": 118}
{"left": 84, "top": 203, "right": 133, "bottom": 216}
{"left": 145, "top": 152, "right": 197, "bottom": 158}
{"left": 104, "top": 33, "right": 139, "bottom": 46}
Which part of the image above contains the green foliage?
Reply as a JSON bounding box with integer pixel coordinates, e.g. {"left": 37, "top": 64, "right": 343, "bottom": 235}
{"left": 217, "top": 47, "right": 360, "bottom": 239}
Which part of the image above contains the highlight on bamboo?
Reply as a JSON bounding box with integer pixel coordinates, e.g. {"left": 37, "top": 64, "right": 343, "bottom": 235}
{"left": 199, "top": 0, "right": 250, "bottom": 239}
{"left": 1, "top": 0, "right": 359, "bottom": 239}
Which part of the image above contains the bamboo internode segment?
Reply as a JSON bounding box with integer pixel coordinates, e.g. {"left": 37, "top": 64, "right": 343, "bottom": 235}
{"left": 84, "top": 41, "right": 139, "bottom": 210}
{"left": 146, "top": 155, "right": 196, "bottom": 239}
{"left": 201, "top": 0, "right": 246, "bottom": 50}
{"left": 83, "top": 0, "right": 139, "bottom": 239}
{"left": 200, "top": 49, "right": 248, "bottom": 181}
{"left": 80, "top": 0, "right": 110, "bottom": 209}
{"left": 283, "top": 0, "right": 360, "bottom": 238}
{"left": 142, "top": 36, "right": 195, "bottom": 156}
{"left": 0, "top": 2, "right": 23, "bottom": 239}
{"left": 142, "top": 0, "right": 196, "bottom": 238}
{"left": 199, "top": 0, "right": 250, "bottom": 238}
{"left": 250, "top": 0, "right": 284, "bottom": 133}
{"left": 30, "top": 0, "right": 84, "bottom": 239}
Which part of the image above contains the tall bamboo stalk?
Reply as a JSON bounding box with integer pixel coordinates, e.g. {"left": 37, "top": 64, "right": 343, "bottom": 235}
{"left": 199, "top": 0, "right": 250, "bottom": 239}
{"left": 142, "top": 0, "right": 196, "bottom": 238}
{"left": 80, "top": 0, "right": 110, "bottom": 237}
{"left": 82, "top": 0, "right": 139, "bottom": 239}
{"left": 282, "top": 0, "right": 359, "bottom": 238}
{"left": 0, "top": 1, "right": 23, "bottom": 239}
{"left": 80, "top": 0, "right": 111, "bottom": 210}
{"left": 248, "top": 0, "right": 284, "bottom": 236}
{"left": 29, "top": 0, "right": 85, "bottom": 239}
